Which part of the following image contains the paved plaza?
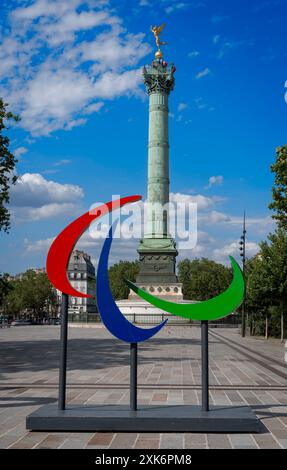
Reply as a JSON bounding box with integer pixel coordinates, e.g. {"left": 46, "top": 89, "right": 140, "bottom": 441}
{"left": 0, "top": 325, "right": 287, "bottom": 449}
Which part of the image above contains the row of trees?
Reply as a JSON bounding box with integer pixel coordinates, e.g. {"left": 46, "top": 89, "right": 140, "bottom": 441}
{"left": 0, "top": 262, "right": 140, "bottom": 320}
{"left": 0, "top": 271, "right": 57, "bottom": 320}
{"left": 246, "top": 229, "right": 287, "bottom": 340}
{"left": 177, "top": 258, "right": 232, "bottom": 301}
{"left": 245, "top": 145, "right": 287, "bottom": 340}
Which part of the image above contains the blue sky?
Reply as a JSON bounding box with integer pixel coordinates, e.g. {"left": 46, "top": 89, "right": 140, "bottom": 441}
{"left": 0, "top": 0, "right": 286, "bottom": 274}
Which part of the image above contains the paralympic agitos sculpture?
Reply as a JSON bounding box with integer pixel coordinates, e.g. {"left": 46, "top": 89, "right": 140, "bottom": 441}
{"left": 46, "top": 196, "right": 245, "bottom": 343}
{"left": 26, "top": 195, "right": 261, "bottom": 432}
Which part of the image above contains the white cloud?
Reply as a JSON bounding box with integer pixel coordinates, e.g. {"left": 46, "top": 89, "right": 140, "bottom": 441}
{"left": 199, "top": 210, "right": 231, "bottom": 224}
{"left": 92, "top": 69, "right": 143, "bottom": 99}
{"left": 17, "top": 69, "right": 101, "bottom": 135}
{"left": 54, "top": 159, "right": 72, "bottom": 167}
{"left": 0, "top": 1, "right": 151, "bottom": 135}
{"left": 11, "top": 1, "right": 114, "bottom": 47}
{"left": 213, "top": 35, "right": 254, "bottom": 59}
{"left": 9, "top": 173, "right": 83, "bottom": 221}
{"left": 16, "top": 203, "right": 80, "bottom": 222}
{"left": 225, "top": 215, "right": 275, "bottom": 234}
{"left": 164, "top": 1, "right": 205, "bottom": 14}
{"left": 14, "top": 147, "right": 28, "bottom": 158}
{"left": 165, "top": 2, "right": 187, "bottom": 14}
{"left": 217, "top": 42, "right": 235, "bottom": 59}
{"left": 24, "top": 236, "right": 55, "bottom": 253}
{"left": 23, "top": 228, "right": 138, "bottom": 267}
{"left": 188, "top": 51, "right": 200, "bottom": 58}
{"left": 24, "top": 229, "right": 102, "bottom": 254}
{"left": 177, "top": 102, "right": 188, "bottom": 112}
{"left": 213, "top": 241, "right": 259, "bottom": 262}
{"left": 205, "top": 175, "right": 223, "bottom": 188}
{"left": 84, "top": 102, "right": 104, "bottom": 115}
{"left": 10, "top": 173, "right": 83, "bottom": 207}
{"left": 170, "top": 192, "right": 223, "bottom": 210}
{"left": 65, "top": 118, "right": 87, "bottom": 131}
{"left": 78, "top": 30, "right": 151, "bottom": 74}
{"left": 195, "top": 68, "right": 211, "bottom": 79}
{"left": 193, "top": 97, "right": 215, "bottom": 113}
{"left": 12, "top": 0, "right": 75, "bottom": 20}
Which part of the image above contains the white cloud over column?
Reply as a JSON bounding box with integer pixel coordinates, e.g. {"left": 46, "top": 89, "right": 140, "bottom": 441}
{"left": 0, "top": 0, "right": 151, "bottom": 136}
{"left": 10, "top": 173, "right": 84, "bottom": 221}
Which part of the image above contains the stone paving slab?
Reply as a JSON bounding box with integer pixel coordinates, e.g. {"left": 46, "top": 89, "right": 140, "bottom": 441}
{"left": 0, "top": 326, "right": 287, "bottom": 449}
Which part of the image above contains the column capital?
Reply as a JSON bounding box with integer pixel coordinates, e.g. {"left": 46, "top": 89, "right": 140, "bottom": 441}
{"left": 143, "top": 59, "right": 176, "bottom": 96}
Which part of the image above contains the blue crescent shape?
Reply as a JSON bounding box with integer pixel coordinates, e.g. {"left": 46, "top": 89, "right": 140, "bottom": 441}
{"left": 96, "top": 221, "right": 167, "bottom": 343}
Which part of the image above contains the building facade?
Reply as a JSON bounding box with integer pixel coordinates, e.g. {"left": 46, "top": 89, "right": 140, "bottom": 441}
{"left": 56, "top": 250, "right": 97, "bottom": 316}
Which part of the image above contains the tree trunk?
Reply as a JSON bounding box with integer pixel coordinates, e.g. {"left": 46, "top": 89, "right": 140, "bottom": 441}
{"left": 265, "top": 316, "right": 268, "bottom": 340}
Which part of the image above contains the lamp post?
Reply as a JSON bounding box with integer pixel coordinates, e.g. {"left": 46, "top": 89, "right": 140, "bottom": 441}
{"left": 239, "top": 211, "right": 247, "bottom": 337}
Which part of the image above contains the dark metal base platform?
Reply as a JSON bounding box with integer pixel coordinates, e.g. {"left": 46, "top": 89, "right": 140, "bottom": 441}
{"left": 26, "top": 404, "right": 261, "bottom": 433}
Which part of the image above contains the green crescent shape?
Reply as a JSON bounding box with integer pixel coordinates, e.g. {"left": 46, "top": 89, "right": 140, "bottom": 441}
{"left": 125, "top": 256, "right": 245, "bottom": 321}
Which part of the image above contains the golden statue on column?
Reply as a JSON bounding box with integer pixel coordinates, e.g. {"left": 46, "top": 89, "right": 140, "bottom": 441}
{"left": 150, "top": 23, "right": 168, "bottom": 58}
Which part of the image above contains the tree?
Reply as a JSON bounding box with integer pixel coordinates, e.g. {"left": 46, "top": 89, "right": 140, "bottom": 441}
{"left": 247, "top": 229, "right": 287, "bottom": 341}
{"left": 2, "top": 270, "right": 57, "bottom": 320}
{"left": 2, "top": 278, "right": 24, "bottom": 316}
{"left": 0, "top": 98, "right": 20, "bottom": 232}
{"left": 20, "top": 270, "right": 56, "bottom": 318}
{"left": 0, "top": 273, "right": 12, "bottom": 306}
{"left": 246, "top": 256, "right": 273, "bottom": 339}
{"left": 260, "top": 229, "right": 287, "bottom": 341}
{"left": 108, "top": 260, "right": 139, "bottom": 300}
{"left": 178, "top": 258, "right": 232, "bottom": 301}
{"left": 269, "top": 145, "right": 287, "bottom": 229}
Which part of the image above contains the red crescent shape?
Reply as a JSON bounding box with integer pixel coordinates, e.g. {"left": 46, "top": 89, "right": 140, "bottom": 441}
{"left": 46, "top": 195, "right": 142, "bottom": 298}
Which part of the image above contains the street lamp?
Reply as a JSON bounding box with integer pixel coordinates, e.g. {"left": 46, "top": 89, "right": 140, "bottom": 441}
{"left": 239, "top": 211, "right": 247, "bottom": 337}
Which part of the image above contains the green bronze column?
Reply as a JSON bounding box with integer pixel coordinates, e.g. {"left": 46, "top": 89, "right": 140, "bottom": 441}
{"left": 135, "top": 49, "right": 181, "bottom": 296}
{"left": 144, "top": 65, "right": 173, "bottom": 239}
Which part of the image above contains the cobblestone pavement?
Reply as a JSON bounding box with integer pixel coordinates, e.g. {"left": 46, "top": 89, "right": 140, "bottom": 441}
{"left": 0, "top": 325, "right": 287, "bottom": 449}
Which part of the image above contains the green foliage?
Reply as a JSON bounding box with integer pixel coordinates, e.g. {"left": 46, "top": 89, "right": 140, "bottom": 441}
{"left": 2, "top": 270, "right": 57, "bottom": 319}
{"left": 246, "top": 228, "right": 287, "bottom": 337}
{"left": 1, "top": 278, "right": 22, "bottom": 315}
{"left": 269, "top": 145, "right": 287, "bottom": 229}
{"left": 259, "top": 229, "right": 287, "bottom": 302}
{"left": 108, "top": 260, "right": 139, "bottom": 300}
{"left": 178, "top": 258, "right": 232, "bottom": 301}
{"left": 249, "top": 308, "right": 282, "bottom": 337}
{"left": 247, "top": 144, "right": 287, "bottom": 338}
{"left": 0, "top": 98, "right": 20, "bottom": 232}
{"left": 248, "top": 229, "right": 287, "bottom": 306}
{"left": 0, "top": 273, "right": 11, "bottom": 305}
{"left": 246, "top": 257, "right": 272, "bottom": 315}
